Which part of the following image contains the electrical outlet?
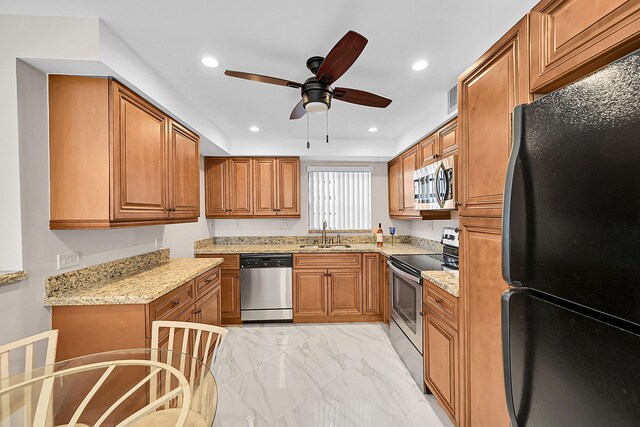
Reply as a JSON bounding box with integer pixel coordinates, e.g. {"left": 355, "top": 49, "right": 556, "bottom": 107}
{"left": 208, "top": 219, "right": 215, "bottom": 229}
{"left": 155, "top": 238, "right": 164, "bottom": 248}
{"left": 57, "top": 252, "right": 80, "bottom": 270}
{"left": 426, "top": 221, "right": 434, "bottom": 231}
{"left": 280, "top": 220, "right": 289, "bottom": 229}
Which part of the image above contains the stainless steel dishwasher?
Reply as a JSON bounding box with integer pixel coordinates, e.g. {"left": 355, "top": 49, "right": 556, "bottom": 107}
{"left": 240, "top": 254, "right": 293, "bottom": 322}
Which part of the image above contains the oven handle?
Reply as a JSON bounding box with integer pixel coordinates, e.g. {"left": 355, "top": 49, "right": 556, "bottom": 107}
{"left": 387, "top": 261, "right": 421, "bottom": 285}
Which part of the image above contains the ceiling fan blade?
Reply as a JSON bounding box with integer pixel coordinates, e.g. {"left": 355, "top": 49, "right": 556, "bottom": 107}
{"left": 316, "top": 31, "right": 368, "bottom": 85}
{"left": 224, "top": 70, "right": 302, "bottom": 88}
{"left": 290, "top": 100, "right": 307, "bottom": 120}
{"left": 333, "top": 87, "right": 392, "bottom": 108}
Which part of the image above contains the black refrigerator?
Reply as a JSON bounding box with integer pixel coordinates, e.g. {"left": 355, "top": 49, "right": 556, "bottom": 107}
{"left": 502, "top": 49, "right": 640, "bottom": 426}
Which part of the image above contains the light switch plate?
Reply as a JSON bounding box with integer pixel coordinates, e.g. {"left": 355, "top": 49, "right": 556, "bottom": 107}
{"left": 280, "top": 220, "right": 289, "bottom": 229}
{"left": 57, "top": 252, "right": 80, "bottom": 270}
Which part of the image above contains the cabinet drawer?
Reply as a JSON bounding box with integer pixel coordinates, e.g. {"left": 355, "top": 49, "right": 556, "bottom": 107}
{"left": 293, "top": 253, "right": 362, "bottom": 269}
{"left": 149, "top": 280, "right": 195, "bottom": 322}
{"left": 197, "top": 254, "right": 240, "bottom": 270}
{"left": 423, "top": 280, "right": 458, "bottom": 330}
{"left": 195, "top": 267, "right": 220, "bottom": 300}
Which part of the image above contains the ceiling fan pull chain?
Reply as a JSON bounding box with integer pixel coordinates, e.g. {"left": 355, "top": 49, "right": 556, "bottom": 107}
{"left": 326, "top": 109, "right": 329, "bottom": 144}
{"left": 306, "top": 113, "right": 311, "bottom": 149}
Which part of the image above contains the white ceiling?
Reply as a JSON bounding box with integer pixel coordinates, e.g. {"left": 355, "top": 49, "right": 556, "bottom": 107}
{"left": 0, "top": 0, "right": 537, "bottom": 153}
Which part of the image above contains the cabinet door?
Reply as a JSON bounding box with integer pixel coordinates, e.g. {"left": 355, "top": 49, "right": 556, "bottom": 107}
{"left": 293, "top": 270, "right": 327, "bottom": 319}
{"left": 363, "top": 253, "right": 380, "bottom": 316}
{"left": 424, "top": 310, "right": 458, "bottom": 424}
{"left": 228, "top": 158, "right": 253, "bottom": 216}
{"left": 401, "top": 147, "right": 420, "bottom": 216}
{"left": 458, "top": 17, "right": 530, "bottom": 218}
{"left": 168, "top": 120, "right": 199, "bottom": 220}
{"left": 220, "top": 270, "right": 241, "bottom": 325}
{"left": 277, "top": 158, "right": 300, "bottom": 217}
{"left": 419, "top": 134, "right": 439, "bottom": 168}
{"left": 196, "top": 286, "right": 221, "bottom": 327}
{"left": 459, "top": 217, "right": 509, "bottom": 427}
{"left": 204, "top": 158, "right": 228, "bottom": 217}
{"left": 253, "top": 158, "right": 277, "bottom": 216}
{"left": 388, "top": 159, "right": 402, "bottom": 216}
{"left": 111, "top": 82, "right": 170, "bottom": 221}
{"left": 438, "top": 119, "right": 458, "bottom": 156}
{"left": 530, "top": 0, "right": 640, "bottom": 93}
{"left": 328, "top": 269, "right": 362, "bottom": 317}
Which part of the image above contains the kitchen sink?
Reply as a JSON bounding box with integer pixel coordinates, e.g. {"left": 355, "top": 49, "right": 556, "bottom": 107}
{"left": 299, "top": 244, "right": 352, "bottom": 249}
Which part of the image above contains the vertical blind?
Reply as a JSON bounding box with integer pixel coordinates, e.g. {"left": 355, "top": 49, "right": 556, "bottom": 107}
{"left": 308, "top": 169, "right": 371, "bottom": 230}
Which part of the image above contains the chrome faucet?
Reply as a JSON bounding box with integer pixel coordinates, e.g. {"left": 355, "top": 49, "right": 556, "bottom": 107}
{"left": 322, "top": 220, "right": 328, "bottom": 245}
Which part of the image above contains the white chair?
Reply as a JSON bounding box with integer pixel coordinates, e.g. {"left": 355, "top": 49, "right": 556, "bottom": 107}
{"left": 0, "top": 359, "right": 191, "bottom": 427}
{"left": 0, "top": 330, "right": 58, "bottom": 427}
{"left": 140, "top": 321, "right": 228, "bottom": 426}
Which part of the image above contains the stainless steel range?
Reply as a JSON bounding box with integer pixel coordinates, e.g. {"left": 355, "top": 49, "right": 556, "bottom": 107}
{"left": 388, "top": 227, "right": 459, "bottom": 390}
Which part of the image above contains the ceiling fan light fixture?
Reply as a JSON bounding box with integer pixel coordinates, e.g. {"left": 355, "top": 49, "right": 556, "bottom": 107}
{"left": 411, "top": 59, "right": 429, "bottom": 71}
{"left": 305, "top": 102, "right": 328, "bottom": 113}
{"left": 201, "top": 56, "right": 220, "bottom": 68}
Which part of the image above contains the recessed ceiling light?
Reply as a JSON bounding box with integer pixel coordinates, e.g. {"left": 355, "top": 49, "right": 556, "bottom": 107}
{"left": 411, "top": 59, "right": 429, "bottom": 71}
{"left": 201, "top": 56, "right": 220, "bottom": 68}
{"left": 368, "top": 127, "right": 378, "bottom": 133}
{"left": 249, "top": 126, "right": 260, "bottom": 132}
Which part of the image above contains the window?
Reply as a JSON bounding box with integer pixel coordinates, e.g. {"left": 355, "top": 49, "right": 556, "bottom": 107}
{"left": 308, "top": 166, "right": 371, "bottom": 231}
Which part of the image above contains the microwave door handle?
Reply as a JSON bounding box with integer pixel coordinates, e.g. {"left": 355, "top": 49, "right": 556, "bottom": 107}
{"left": 435, "top": 164, "right": 446, "bottom": 208}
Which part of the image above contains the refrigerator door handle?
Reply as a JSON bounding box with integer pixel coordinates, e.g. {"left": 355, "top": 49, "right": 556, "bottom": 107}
{"left": 502, "top": 105, "right": 524, "bottom": 286}
{"left": 502, "top": 288, "right": 523, "bottom": 427}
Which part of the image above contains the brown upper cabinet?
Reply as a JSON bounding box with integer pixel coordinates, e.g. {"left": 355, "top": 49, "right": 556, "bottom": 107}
{"left": 204, "top": 157, "right": 253, "bottom": 217}
{"left": 458, "top": 16, "right": 532, "bottom": 218}
{"left": 418, "top": 118, "right": 458, "bottom": 168}
{"left": 388, "top": 118, "right": 457, "bottom": 219}
{"left": 205, "top": 157, "right": 300, "bottom": 219}
{"left": 388, "top": 146, "right": 422, "bottom": 219}
{"left": 530, "top": 0, "right": 640, "bottom": 93}
{"left": 253, "top": 158, "right": 300, "bottom": 217}
{"left": 49, "top": 76, "right": 200, "bottom": 229}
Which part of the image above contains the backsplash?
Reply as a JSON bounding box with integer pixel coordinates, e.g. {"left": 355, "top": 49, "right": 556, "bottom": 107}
{"left": 45, "top": 248, "right": 170, "bottom": 298}
{"left": 194, "top": 235, "right": 442, "bottom": 251}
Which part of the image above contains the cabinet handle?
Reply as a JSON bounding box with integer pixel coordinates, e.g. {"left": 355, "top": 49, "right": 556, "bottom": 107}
{"left": 205, "top": 279, "right": 213, "bottom": 284}
{"left": 192, "top": 309, "right": 202, "bottom": 315}
{"left": 327, "top": 272, "right": 332, "bottom": 277}
{"left": 172, "top": 300, "right": 180, "bottom": 306}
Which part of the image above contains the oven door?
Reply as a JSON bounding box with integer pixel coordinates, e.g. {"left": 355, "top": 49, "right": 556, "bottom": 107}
{"left": 388, "top": 261, "right": 423, "bottom": 352}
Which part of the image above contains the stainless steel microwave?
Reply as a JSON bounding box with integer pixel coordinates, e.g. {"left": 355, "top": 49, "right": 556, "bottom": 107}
{"left": 413, "top": 155, "right": 457, "bottom": 210}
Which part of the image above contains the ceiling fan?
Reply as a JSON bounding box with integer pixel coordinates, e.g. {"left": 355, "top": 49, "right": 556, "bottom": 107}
{"left": 224, "top": 30, "right": 392, "bottom": 120}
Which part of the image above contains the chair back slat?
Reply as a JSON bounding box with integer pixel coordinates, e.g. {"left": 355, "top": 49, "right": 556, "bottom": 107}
{"left": 150, "top": 320, "right": 228, "bottom": 416}
{"left": 0, "top": 330, "right": 57, "bottom": 427}
{"left": 68, "top": 365, "right": 116, "bottom": 426}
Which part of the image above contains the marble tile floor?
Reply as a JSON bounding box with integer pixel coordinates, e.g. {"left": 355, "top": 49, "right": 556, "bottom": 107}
{"left": 212, "top": 323, "right": 453, "bottom": 427}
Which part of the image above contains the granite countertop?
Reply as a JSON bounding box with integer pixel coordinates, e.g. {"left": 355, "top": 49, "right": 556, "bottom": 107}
{"left": 195, "top": 243, "right": 436, "bottom": 257}
{"left": 422, "top": 270, "right": 459, "bottom": 297}
{"left": 45, "top": 258, "right": 223, "bottom": 306}
{"left": 0, "top": 270, "right": 28, "bottom": 286}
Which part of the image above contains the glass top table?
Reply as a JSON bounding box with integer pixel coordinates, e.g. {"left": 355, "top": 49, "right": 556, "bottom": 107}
{"left": 0, "top": 348, "right": 218, "bottom": 426}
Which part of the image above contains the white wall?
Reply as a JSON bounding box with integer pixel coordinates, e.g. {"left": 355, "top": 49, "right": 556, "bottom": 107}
{"left": 0, "top": 15, "right": 100, "bottom": 271}
{"left": 0, "top": 61, "right": 212, "bottom": 347}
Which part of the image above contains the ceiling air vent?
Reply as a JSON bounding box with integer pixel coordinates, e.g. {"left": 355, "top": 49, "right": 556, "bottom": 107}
{"left": 447, "top": 84, "right": 458, "bottom": 114}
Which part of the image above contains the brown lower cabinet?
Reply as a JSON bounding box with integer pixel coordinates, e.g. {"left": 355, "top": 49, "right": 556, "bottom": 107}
{"left": 51, "top": 266, "right": 221, "bottom": 361}
{"left": 423, "top": 279, "right": 459, "bottom": 425}
{"left": 459, "top": 216, "right": 509, "bottom": 427}
{"left": 293, "top": 253, "right": 382, "bottom": 323}
{"left": 380, "top": 254, "right": 390, "bottom": 325}
{"left": 196, "top": 254, "right": 241, "bottom": 325}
